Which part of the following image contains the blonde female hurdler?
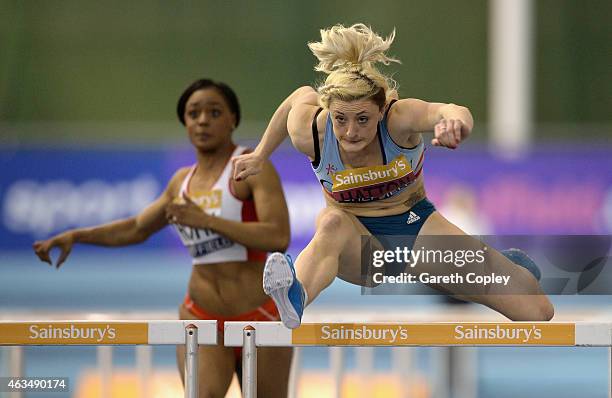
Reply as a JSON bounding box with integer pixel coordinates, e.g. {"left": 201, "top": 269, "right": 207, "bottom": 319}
{"left": 233, "top": 24, "right": 553, "bottom": 328}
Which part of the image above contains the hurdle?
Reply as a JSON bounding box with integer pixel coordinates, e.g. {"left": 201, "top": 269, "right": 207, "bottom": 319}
{"left": 0, "top": 320, "right": 217, "bottom": 398}
{"left": 225, "top": 321, "right": 612, "bottom": 398}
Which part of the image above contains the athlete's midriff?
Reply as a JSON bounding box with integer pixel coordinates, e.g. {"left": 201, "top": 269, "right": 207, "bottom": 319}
{"left": 324, "top": 175, "right": 427, "bottom": 217}
{"left": 186, "top": 260, "right": 269, "bottom": 316}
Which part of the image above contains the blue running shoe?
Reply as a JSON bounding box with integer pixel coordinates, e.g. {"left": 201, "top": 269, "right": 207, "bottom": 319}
{"left": 263, "top": 252, "right": 306, "bottom": 329}
{"left": 501, "top": 248, "right": 542, "bottom": 281}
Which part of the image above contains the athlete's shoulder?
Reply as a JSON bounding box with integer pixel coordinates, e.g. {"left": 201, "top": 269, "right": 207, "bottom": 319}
{"left": 290, "top": 103, "right": 323, "bottom": 129}
{"left": 385, "top": 98, "right": 433, "bottom": 136}
{"left": 288, "top": 104, "right": 324, "bottom": 159}
{"left": 289, "top": 86, "right": 323, "bottom": 131}
{"left": 294, "top": 86, "right": 319, "bottom": 107}
{"left": 387, "top": 98, "right": 421, "bottom": 118}
{"left": 171, "top": 166, "right": 193, "bottom": 181}
{"left": 165, "top": 166, "right": 192, "bottom": 196}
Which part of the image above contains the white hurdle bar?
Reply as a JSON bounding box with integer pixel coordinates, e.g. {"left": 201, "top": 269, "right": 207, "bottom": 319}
{"left": 0, "top": 320, "right": 217, "bottom": 398}
{"left": 225, "top": 321, "right": 612, "bottom": 398}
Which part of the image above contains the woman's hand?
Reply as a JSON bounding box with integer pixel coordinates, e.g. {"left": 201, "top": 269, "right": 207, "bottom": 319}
{"left": 165, "top": 194, "right": 211, "bottom": 229}
{"left": 33, "top": 232, "right": 75, "bottom": 269}
{"left": 231, "top": 151, "right": 265, "bottom": 181}
{"left": 432, "top": 118, "right": 471, "bottom": 149}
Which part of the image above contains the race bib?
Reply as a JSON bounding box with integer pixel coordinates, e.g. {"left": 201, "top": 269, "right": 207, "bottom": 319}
{"left": 330, "top": 155, "right": 416, "bottom": 203}
{"left": 173, "top": 190, "right": 234, "bottom": 255}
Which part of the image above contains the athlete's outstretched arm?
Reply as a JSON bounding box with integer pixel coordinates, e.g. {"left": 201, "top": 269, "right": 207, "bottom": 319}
{"left": 232, "top": 86, "right": 318, "bottom": 181}
{"left": 387, "top": 99, "right": 473, "bottom": 149}
{"left": 166, "top": 161, "right": 290, "bottom": 252}
{"left": 32, "top": 168, "right": 188, "bottom": 268}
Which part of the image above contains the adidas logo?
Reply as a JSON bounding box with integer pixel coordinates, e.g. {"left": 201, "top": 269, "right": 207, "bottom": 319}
{"left": 406, "top": 211, "right": 421, "bottom": 224}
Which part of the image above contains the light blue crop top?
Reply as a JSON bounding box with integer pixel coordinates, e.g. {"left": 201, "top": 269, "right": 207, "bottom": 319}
{"left": 311, "top": 101, "right": 425, "bottom": 204}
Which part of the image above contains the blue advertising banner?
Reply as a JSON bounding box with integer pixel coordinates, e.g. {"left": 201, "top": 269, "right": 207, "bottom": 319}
{"left": 1, "top": 144, "right": 611, "bottom": 252}
{"left": 0, "top": 149, "right": 173, "bottom": 250}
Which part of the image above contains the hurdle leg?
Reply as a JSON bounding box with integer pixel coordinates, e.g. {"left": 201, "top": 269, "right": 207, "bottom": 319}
{"left": 184, "top": 324, "right": 198, "bottom": 398}
{"left": 8, "top": 346, "right": 23, "bottom": 398}
{"left": 450, "top": 347, "right": 477, "bottom": 398}
{"left": 242, "top": 326, "right": 257, "bottom": 398}
{"left": 430, "top": 347, "right": 451, "bottom": 398}
{"left": 288, "top": 347, "right": 302, "bottom": 398}
{"left": 330, "top": 346, "right": 344, "bottom": 398}
{"left": 356, "top": 347, "right": 374, "bottom": 398}
{"left": 136, "top": 345, "right": 152, "bottom": 398}
{"left": 391, "top": 347, "right": 413, "bottom": 398}
{"left": 97, "top": 346, "right": 113, "bottom": 398}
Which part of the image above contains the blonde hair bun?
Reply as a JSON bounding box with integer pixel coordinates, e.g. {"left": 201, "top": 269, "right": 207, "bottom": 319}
{"left": 308, "top": 24, "right": 400, "bottom": 109}
{"left": 308, "top": 23, "right": 399, "bottom": 74}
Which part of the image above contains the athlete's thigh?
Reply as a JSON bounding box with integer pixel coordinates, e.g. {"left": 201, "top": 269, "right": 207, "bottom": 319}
{"left": 176, "top": 305, "right": 236, "bottom": 398}
{"left": 417, "top": 211, "right": 554, "bottom": 320}
{"left": 256, "top": 347, "right": 293, "bottom": 398}
{"left": 416, "top": 211, "right": 534, "bottom": 295}
{"left": 415, "top": 210, "right": 483, "bottom": 257}
{"left": 418, "top": 210, "right": 466, "bottom": 236}
{"left": 417, "top": 210, "right": 507, "bottom": 274}
{"left": 334, "top": 211, "right": 384, "bottom": 286}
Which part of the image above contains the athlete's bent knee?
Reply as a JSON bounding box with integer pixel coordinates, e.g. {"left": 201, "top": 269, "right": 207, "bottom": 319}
{"left": 512, "top": 297, "right": 554, "bottom": 321}
{"left": 537, "top": 299, "right": 555, "bottom": 321}
{"left": 316, "top": 208, "right": 348, "bottom": 233}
